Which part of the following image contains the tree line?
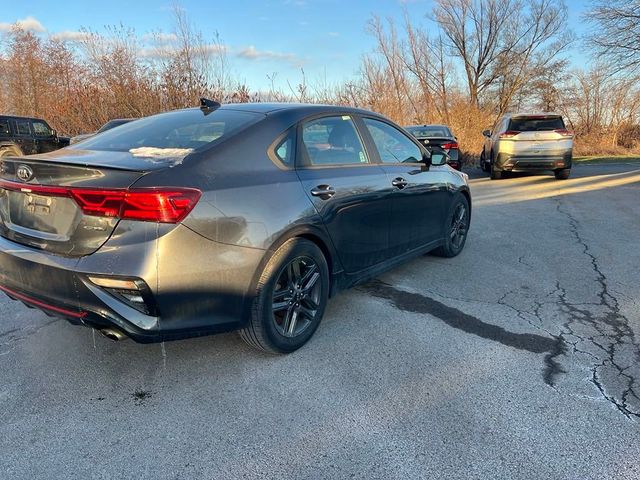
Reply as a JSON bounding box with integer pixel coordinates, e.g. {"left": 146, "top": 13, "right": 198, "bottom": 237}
{"left": 1, "top": 0, "right": 639, "bottom": 159}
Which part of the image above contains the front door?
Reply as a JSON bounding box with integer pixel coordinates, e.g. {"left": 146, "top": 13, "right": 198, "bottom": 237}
{"left": 360, "top": 117, "right": 449, "bottom": 256}
{"left": 296, "top": 115, "right": 392, "bottom": 274}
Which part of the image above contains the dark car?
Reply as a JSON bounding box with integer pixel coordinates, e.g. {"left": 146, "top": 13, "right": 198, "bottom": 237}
{"left": 405, "top": 124, "right": 461, "bottom": 170}
{"left": 70, "top": 118, "right": 138, "bottom": 145}
{"left": 0, "top": 101, "right": 471, "bottom": 353}
{"left": 0, "top": 115, "right": 70, "bottom": 157}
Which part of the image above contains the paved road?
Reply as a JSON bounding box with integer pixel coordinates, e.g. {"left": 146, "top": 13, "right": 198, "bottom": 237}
{"left": 1, "top": 164, "right": 639, "bottom": 479}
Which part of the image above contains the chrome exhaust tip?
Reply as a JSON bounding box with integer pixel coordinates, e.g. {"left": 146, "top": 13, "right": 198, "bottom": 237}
{"left": 99, "top": 328, "right": 127, "bottom": 342}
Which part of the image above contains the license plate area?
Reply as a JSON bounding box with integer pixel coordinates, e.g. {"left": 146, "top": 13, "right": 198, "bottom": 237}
{"left": 24, "top": 193, "right": 53, "bottom": 216}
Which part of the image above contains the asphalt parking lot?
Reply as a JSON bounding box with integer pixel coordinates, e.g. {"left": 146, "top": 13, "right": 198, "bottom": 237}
{"left": 1, "top": 163, "right": 639, "bottom": 479}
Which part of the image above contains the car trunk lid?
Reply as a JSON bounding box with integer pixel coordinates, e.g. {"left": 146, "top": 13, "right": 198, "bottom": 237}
{"left": 0, "top": 151, "right": 150, "bottom": 257}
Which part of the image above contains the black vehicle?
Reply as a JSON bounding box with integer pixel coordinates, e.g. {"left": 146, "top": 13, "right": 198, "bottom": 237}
{"left": 70, "top": 118, "right": 138, "bottom": 145}
{"left": 405, "top": 124, "right": 461, "bottom": 170}
{"left": 0, "top": 115, "right": 70, "bottom": 157}
{"left": 0, "top": 101, "right": 471, "bottom": 353}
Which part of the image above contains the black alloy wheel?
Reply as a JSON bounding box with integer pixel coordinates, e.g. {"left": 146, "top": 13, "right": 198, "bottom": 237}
{"left": 433, "top": 194, "right": 470, "bottom": 258}
{"left": 240, "top": 238, "right": 329, "bottom": 353}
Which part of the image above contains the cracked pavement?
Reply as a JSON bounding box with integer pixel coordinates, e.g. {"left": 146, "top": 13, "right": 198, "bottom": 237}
{"left": 1, "top": 164, "right": 640, "bottom": 479}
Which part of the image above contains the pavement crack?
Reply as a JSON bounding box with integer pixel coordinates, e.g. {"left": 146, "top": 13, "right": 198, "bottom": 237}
{"left": 554, "top": 198, "right": 640, "bottom": 419}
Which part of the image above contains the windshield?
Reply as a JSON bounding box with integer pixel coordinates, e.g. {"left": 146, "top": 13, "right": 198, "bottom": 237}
{"left": 406, "top": 126, "right": 452, "bottom": 138}
{"left": 97, "top": 119, "right": 135, "bottom": 133}
{"left": 75, "top": 109, "right": 263, "bottom": 152}
{"left": 508, "top": 116, "right": 564, "bottom": 132}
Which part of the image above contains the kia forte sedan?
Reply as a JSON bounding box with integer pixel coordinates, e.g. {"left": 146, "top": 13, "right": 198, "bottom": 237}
{"left": 0, "top": 101, "right": 471, "bottom": 353}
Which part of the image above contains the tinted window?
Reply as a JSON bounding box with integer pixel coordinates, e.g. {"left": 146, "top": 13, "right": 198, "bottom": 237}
{"left": 15, "top": 120, "right": 31, "bottom": 135}
{"left": 274, "top": 130, "right": 295, "bottom": 167}
{"left": 302, "top": 116, "right": 368, "bottom": 166}
{"left": 508, "top": 116, "right": 564, "bottom": 132}
{"left": 364, "top": 118, "right": 422, "bottom": 164}
{"left": 0, "top": 119, "right": 9, "bottom": 135}
{"left": 406, "top": 126, "right": 452, "bottom": 138}
{"left": 97, "top": 119, "right": 133, "bottom": 133}
{"left": 32, "top": 120, "right": 52, "bottom": 137}
{"left": 75, "top": 109, "right": 262, "bottom": 152}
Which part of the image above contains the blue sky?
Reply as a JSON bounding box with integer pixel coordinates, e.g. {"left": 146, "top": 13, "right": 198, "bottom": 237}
{"left": 3, "top": 0, "right": 593, "bottom": 91}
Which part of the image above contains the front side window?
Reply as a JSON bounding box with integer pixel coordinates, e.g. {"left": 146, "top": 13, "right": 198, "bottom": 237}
{"left": 364, "top": 118, "right": 422, "bottom": 164}
{"left": 15, "top": 120, "right": 31, "bottom": 136}
{"left": 0, "top": 119, "right": 9, "bottom": 135}
{"left": 301, "top": 116, "right": 368, "bottom": 166}
{"left": 32, "top": 120, "right": 52, "bottom": 137}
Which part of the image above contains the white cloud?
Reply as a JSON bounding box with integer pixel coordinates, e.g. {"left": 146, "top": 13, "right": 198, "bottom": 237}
{"left": 0, "top": 16, "right": 46, "bottom": 33}
{"left": 139, "top": 43, "right": 226, "bottom": 59}
{"left": 142, "top": 32, "right": 178, "bottom": 43}
{"left": 237, "top": 45, "right": 301, "bottom": 66}
{"left": 50, "top": 30, "right": 93, "bottom": 42}
{"left": 328, "top": 32, "right": 340, "bottom": 37}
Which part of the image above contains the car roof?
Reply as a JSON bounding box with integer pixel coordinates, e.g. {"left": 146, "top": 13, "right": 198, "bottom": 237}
{"left": 209, "top": 102, "right": 387, "bottom": 118}
{"left": 0, "top": 115, "right": 46, "bottom": 122}
{"left": 405, "top": 124, "right": 451, "bottom": 129}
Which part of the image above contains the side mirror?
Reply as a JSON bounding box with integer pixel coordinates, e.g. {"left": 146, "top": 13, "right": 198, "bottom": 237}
{"left": 430, "top": 149, "right": 448, "bottom": 166}
{"left": 482, "top": 129, "right": 491, "bottom": 137}
{"left": 52, "top": 129, "right": 58, "bottom": 138}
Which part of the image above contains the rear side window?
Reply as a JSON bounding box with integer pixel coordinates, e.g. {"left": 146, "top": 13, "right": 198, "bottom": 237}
{"left": 364, "top": 118, "right": 422, "bottom": 164}
{"left": 301, "top": 116, "right": 368, "bottom": 166}
{"left": 15, "top": 120, "right": 31, "bottom": 135}
{"left": 0, "top": 119, "right": 9, "bottom": 135}
{"left": 75, "top": 109, "right": 263, "bottom": 153}
{"left": 508, "top": 116, "right": 564, "bottom": 132}
{"left": 273, "top": 130, "right": 295, "bottom": 167}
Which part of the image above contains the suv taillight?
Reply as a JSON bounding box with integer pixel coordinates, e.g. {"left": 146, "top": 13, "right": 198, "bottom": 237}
{"left": 499, "top": 131, "right": 520, "bottom": 139}
{"left": 554, "top": 129, "right": 573, "bottom": 137}
{"left": 442, "top": 142, "right": 459, "bottom": 150}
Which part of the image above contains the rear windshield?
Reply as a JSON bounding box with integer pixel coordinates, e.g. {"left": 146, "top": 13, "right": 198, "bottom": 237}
{"left": 406, "top": 126, "right": 452, "bottom": 138}
{"left": 508, "top": 116, "right": 564, "bottom": 132}
{"left": 75, "top": 109, "right": 263, "bottom": 152}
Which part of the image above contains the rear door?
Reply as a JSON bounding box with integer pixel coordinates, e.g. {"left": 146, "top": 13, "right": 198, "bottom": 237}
{"left": 10, "top": 119, "right": 37, "bottom": 155}
{"left": 360, "top": 117, "right": 449, "bottom": 255}
{"left": 295, "top": 114, "right": 392, "bottom": 273}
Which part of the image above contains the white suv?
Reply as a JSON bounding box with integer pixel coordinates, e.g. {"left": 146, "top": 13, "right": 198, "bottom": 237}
{"left": 480, "top": 113, "right": 573, "bottom": 180}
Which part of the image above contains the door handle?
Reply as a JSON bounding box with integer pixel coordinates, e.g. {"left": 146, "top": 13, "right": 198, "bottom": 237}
{"left": 392, "top": 177, "right": 408, "bottom": 189}
{"left": 310, "top": 185, "right": 336, "bottom": 199}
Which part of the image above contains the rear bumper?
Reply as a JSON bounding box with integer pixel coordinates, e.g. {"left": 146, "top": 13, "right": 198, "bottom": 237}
{"left": 0, "top": 224, "right": 265, "bottom": 343}
{"left": 494, "top": 151, "right": 572, "bottom": 172}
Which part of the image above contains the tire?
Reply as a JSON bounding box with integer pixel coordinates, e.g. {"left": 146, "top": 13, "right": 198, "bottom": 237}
{"left": 432, "top": 193, "right": 470, "bottom": 258}
{"left": 239, "top": 238, "right": 330, "bottom": 354}
{"left": 480, "top": 151, "right": 488, "bottom": 172}
{"left": 554, "top": 168, "right": 571, "bottom": 180}
{"left": 0, "top": 145, "right": 23, "bottom": 158}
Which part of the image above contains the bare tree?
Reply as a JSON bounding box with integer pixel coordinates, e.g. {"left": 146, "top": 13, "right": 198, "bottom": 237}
{"left": 586, "top": 0, "right": 640, "bottom": 74}
{"left": 434, "top": 0, "right": 571, "bottom": 112}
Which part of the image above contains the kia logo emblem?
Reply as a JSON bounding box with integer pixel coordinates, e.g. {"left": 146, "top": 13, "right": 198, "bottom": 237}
{"left": 16, "top": 165, "right": 34, "bottom": 182}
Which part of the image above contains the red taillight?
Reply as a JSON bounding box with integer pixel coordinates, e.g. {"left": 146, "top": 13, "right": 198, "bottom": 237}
{"left": 499, "top": 130, "right": 520, "bottom": 139}
{"left": 120, "top": 189, "right": 202, "bottom": 223}
{"left": 554, "top": 129, "right": 573, "bottom": 137}
{"left": 0, "top": 180, "right": 201, "bottom": 223}
{"left": 442, "top": 142, "right": 459, "bottom": 150}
